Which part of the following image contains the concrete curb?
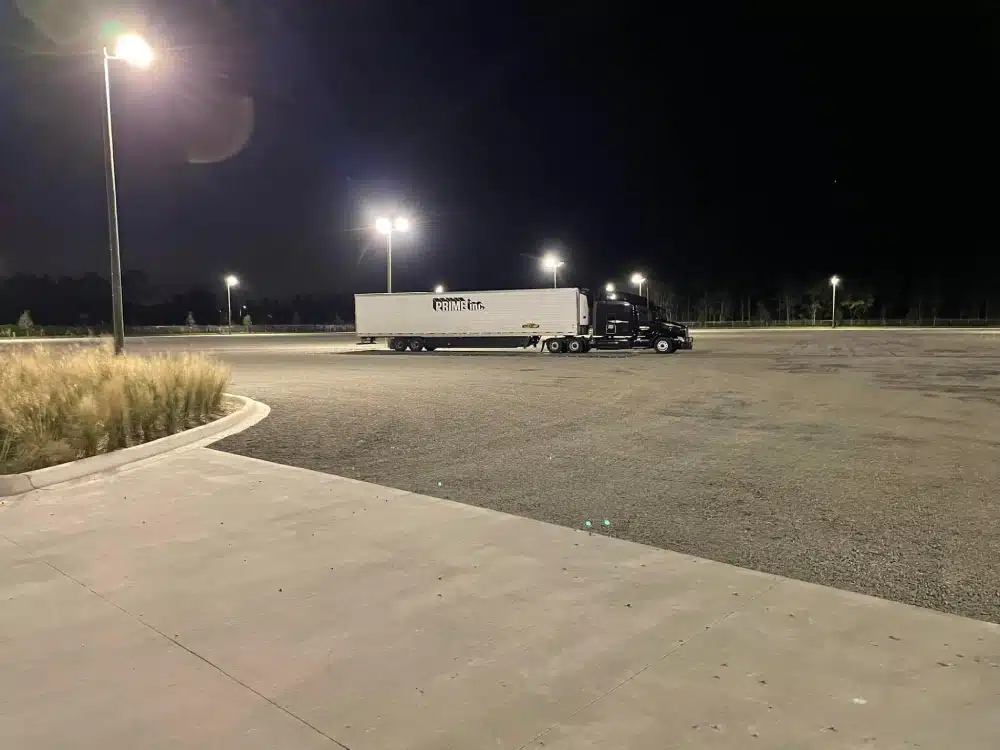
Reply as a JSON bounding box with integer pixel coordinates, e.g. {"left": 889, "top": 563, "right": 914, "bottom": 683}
{"left": 0, "top": 394, "right": 269, "bottom": 498}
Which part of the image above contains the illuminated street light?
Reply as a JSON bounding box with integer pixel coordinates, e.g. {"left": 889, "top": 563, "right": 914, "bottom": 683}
{"left": 224, "top": 275, "right": 239, "bottom": 333}
{"left": 542, "top": 253, "right": 565, "bottom": 288}
{"left": 605, "top": 283, "right": 615, "bottom": 293}
{"left": 113, "top": 33, "right": 154, "bottom": 68}
{"left": 830, "top": 275, "right": 841, "bottom": 329}
{"left": 434, "top": 284, "right": 445, "bottom": 294}
{"left": 630, "top": 272, "right": 646, "bottom": 299}
{"left": 374, "top": 215, "right": 411, "bottom": 292}
{"left": 101, "top": 32, "right": 154, "bottom": 354}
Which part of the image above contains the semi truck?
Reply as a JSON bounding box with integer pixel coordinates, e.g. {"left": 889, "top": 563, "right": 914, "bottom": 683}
{"left": 354, "top": 288, "right": 692, "bottom": 353}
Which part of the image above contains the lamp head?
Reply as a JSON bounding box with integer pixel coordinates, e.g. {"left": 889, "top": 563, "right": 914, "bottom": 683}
{"left": 114, "top": 33, "right": 154, "bottom": 68}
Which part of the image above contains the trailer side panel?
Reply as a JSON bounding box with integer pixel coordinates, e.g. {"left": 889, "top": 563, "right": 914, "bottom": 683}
{"left": 355, "top": 288, "right": 583, "bottom": 338}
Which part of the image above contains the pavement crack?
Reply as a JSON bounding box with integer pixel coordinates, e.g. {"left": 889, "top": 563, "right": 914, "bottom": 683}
{"left": 514, "top": 578, "right": 785, "bottom": 750}
{"left": 2, "top": 534, "right": 354, "bottom": 750}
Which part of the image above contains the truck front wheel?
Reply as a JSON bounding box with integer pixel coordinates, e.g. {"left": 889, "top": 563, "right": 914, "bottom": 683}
{"left": 545, "top": 338, "right": 565, "bottom": 354}
{"left": 653, "top": 337, "right": 676, "bottom": 354}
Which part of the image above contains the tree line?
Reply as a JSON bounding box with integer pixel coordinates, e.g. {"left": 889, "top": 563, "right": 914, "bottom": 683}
{"left": 2, "top": 272, "right": 996, "bottom": 328}
{"left": 645, "top": 279, "right": 995, "bottom": 325}
{"left": 0, "top": 273, "right": 355, "bottom": 328}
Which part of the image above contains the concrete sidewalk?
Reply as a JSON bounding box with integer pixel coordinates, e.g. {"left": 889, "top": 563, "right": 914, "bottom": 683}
{"left": 1, "top": 449, "right": 997, "bottom": 749}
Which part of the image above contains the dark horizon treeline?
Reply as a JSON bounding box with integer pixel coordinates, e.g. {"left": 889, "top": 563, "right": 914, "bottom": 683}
{"left": 1, "top": 271, "right": 997, "bottom": 327}
{"left": 0, "top": 272, "right": 355, "bottom": 328}
{"left": 645, "top": 274, "right": 996, "bottom": 325}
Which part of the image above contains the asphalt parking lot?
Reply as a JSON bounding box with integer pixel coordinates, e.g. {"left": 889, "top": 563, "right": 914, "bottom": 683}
{"left": 209, "top": 329, "right": 1000, "bottom": 623}
{"left": 9, "top": 330, "right": 1000, "bottom": 621}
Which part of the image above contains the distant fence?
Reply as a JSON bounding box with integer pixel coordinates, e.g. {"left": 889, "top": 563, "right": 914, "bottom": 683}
{"left": 0, "top": 324, "right": 357, "bottom": 338}
{"left": 685, "top": 318, "right": 1000, "bottom": 329}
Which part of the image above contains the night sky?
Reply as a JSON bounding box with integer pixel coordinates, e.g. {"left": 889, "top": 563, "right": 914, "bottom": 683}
{"left": 0, "top": 2, "right": 996, "bottom": 305}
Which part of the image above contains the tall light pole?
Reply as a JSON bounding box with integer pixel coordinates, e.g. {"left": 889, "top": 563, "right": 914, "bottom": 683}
{"left": 830, "top": 275, "right": 841, "bottom": 328}
{"left": 542, "top": 253, "right": 564, "bottom": 288}
{"left": 631, "top": 272, "right": 646, "bottom": 301}
{"left": 102, "top": 32, "right": 154, "bottom": 355}
{"left": 375, "top": 215, "right": 410, "bottom": 293}
{"left": 225, "top": 275, "right": 239, "bottom": 333}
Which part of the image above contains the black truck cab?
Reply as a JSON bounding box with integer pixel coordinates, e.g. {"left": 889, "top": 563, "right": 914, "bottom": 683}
{"left": 590, "top": 292, "right": 692, "bottom": 353}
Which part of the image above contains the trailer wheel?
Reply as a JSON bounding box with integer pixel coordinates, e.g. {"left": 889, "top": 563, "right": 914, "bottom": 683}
{"left": 566, "top": 337, "right": 585, "bottom": 354}
{"left": 392, "top": 338, "right": 409, "bottom": 352}
{"left": 545, "top": 338, "right": 565, "bottom": 354}
{"left": 653, "top": 337, "right": 676, "bottom": 354}
{"left": 408, "top": 338, "right": 424, "bottom": 352}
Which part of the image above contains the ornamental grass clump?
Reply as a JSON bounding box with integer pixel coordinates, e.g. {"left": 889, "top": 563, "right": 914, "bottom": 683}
{"left": 0, "top": 345, "right": 230, "bottom": 474}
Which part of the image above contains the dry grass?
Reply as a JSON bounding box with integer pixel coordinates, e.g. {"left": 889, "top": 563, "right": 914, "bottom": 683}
{"left": 0, "top": 344, "right": 230, "bottom": 474}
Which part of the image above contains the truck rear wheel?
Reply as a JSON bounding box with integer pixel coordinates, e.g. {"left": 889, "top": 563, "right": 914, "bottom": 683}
{"left": 566, "top": 337, "right": 585, "bottom": 354}
{"left": 545, "top": 338, "right": 565, "bottom": 354}
{"left": 408, "top": 338, "right": 424, "bottom": 352}
{"left": 392, "top": 337, "right": 409, "bottom": 352}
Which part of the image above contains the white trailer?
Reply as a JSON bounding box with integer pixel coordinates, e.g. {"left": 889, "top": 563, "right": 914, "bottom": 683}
{"left": 355, "top": 288, "right": 591, "bottom": 352}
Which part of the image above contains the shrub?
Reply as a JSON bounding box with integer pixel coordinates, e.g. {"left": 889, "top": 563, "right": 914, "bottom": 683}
{"left": 0, "top": 344, "right": 231, "bottom": 474}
